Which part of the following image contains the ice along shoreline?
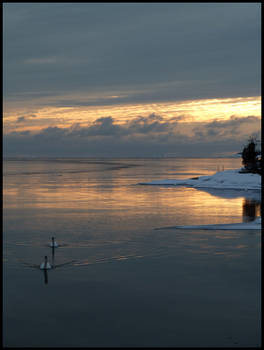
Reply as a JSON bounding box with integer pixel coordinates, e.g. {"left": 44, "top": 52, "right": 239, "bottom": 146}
{"left": 139, "top": 168, "right": 261, "bottom": 191}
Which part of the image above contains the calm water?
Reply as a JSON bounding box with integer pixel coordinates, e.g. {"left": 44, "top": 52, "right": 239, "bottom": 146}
{"left": 3, "top": 158, "right": 261, "bottom": 347}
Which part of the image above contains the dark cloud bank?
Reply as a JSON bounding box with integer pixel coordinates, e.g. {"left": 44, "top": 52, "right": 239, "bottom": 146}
{"left": 3, "top": 3, "right": 261, "bottom": 105}
{"left": 4, "top": 114, "right": 260, "bottom": 157}
{"left": 4, "top": 4, "right": 261, "bottom": 157}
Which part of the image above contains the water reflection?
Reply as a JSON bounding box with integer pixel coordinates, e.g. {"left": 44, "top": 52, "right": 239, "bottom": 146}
{"left": 43, "top": 269, "right": 48, "bottom": 285}
{"left": 51, "top": 246, "right": 55, "bottom": 267}
{"left": 19, "top": 244, "right": 75, "bottom": 285}
{"left": 242, "top": 199, "right": 261, "bottom": 222}
{"left": 195, "top": 187, "right": 261, "bottom": 223}
{"left": 4, "top": 158, "right": 261, "bottom": 269}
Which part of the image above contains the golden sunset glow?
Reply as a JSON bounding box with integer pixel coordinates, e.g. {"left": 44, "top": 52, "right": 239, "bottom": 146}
{"left": 4, "top": 4, "right": 261, "bottom": 347}
{"left": 3, "top": 169, "right": 244, "bottom": 223}
{"left": 3, "top": 96, "right": 261, "bottom": 134}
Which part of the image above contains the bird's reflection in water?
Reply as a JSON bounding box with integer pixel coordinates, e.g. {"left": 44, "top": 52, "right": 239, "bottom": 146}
{"left": 20, "top": 244, "right": 75, "bottom": 285}
{"left": 51, "top": 246, "right": 55, "bottom": 267}
{"left": 242, "top": 199, "right": 261, "bottom": 222}
{"left": 43, "top": 269, "right": 48, "bottom": 284}
{"left": 41, "top": 253, "right": 75, "bottom": 284}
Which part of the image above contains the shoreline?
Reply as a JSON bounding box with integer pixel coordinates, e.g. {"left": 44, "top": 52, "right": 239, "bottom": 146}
{"left": 139, "top": 168, "right": 261, "bottom": 191}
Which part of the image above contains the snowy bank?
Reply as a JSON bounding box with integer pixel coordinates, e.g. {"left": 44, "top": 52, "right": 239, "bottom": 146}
{"left": 155, "top": 217, "right": 261, "bottom": 231}
{"left": 139, "top": 169, "right": 261, "bottom": 191}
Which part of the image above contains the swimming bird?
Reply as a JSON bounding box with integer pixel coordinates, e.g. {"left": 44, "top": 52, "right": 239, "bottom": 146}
{"left": 49, "top": 237, "right": 59, "bottom": 248}
{"left": 40, "top": 256, "right": 52, "bottom": 270}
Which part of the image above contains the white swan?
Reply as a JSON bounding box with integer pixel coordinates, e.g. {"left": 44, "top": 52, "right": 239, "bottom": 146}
{"left": 49, "top": 237, "right": 59, "bottom": 248}
{"left": 40, "top": 256, "right": 52, "bottom": 270}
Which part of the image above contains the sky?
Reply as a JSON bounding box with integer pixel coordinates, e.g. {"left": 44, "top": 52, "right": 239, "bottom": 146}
{"left": 3, "top": 3, "right": 261, "bottom": 157}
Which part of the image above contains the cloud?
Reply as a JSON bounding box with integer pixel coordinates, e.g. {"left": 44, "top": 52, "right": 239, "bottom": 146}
{"left": 3, "top": 114, "right": 260, "bottom": 157}
{"left": 193, "top": 115, "right": 260, "bottom": 140}
{"left": 126, "top": 114, "right": 170, "bottom": 134}
{"left": 16, "top": 113, "right": 37, "bottom": 123}
{"left": 16, "top": 116, "right": 25, "bottom": 123}
{"left": 67, "top": 114, "right": 173, "bottom": 138}
{"left": 24, "top": 57, "right": 58, "bottom": 64}
{"left": 3, "top": 3, "right": 261, "bottom": 108}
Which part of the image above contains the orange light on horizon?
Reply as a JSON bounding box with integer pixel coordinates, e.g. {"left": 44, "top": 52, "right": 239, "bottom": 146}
{"left": 3, "top": 95, "right": 261, "bottom": 134}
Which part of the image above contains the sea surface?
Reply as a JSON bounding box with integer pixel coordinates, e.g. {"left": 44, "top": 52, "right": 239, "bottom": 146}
{"left": 3, "top": 157, "right": 261, "bottom": 347}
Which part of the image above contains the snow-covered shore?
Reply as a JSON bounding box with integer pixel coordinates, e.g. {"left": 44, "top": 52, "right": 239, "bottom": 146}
{"left": 139, "top": 169, "right": 261, "bottom": 191}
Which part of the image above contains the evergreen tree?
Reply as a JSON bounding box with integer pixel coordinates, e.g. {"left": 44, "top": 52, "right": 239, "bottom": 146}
{"left": 241, "top": 137, "right": 261, "bottom": 174}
